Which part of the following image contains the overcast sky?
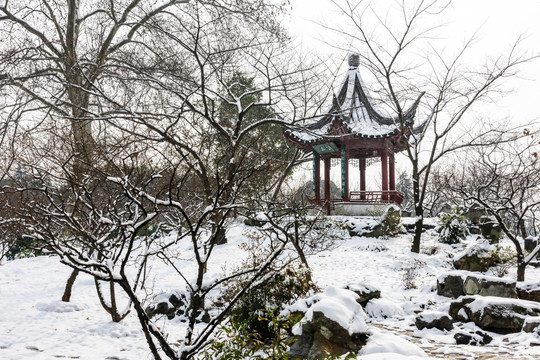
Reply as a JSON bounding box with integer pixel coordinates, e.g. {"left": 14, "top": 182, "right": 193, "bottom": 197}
{"left": 283, "top": 0, "right": 540, "bottom": 187}
{"left": 285, "top": 0, "right": 540, "bottom": 125}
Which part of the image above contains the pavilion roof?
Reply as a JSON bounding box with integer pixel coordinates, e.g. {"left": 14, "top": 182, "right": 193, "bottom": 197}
{"left": 284, "top": 54, "right": 423, "bottom": 145}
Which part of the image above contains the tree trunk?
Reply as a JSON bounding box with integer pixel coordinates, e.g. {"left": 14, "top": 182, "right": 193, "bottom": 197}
{"left": 411, "top": 171, "right": 423, "bottom": 253}
{"left": 61, "top": 268, "right": 79, "bottom": 302}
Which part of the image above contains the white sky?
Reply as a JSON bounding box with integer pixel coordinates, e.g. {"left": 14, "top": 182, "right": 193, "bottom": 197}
{"left": 283, "top": 0, "right": 540, "bottom": 190}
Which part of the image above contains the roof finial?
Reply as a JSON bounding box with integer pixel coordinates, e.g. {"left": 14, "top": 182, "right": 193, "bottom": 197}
{"left": 348, "top": 53, "right": 360, "bottom": 68}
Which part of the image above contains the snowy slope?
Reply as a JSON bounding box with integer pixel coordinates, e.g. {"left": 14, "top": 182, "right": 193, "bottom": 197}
{"left": 1, "top": 217, "right": 540, "bottom": 359}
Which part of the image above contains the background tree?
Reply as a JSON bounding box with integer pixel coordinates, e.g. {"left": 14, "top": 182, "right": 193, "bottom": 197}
{"left": 328, "top": 0, "right": 535, "bottom": 252}
{"left": 444, "top": 132, "right": 540, "bottom": 281}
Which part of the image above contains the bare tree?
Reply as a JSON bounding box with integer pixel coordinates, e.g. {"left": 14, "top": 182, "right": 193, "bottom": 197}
{"left": 1, "top": 1, "right": 329, "bottom": 359}
{"left": 328, "top": 0, "right": 536, "bottom": 252}
{"left": 445, "top": 133, "right": 540, "bottom": 281}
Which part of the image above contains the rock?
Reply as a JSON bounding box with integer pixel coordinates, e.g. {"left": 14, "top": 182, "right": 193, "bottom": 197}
{"left": 415, "top": 311, "right": 453, "bottom": 331}
{"left": 287, "top": 286, "right": 369, "bottom": 359}
{"left": 517, "top": 282, "right": 540, "bottom": 303}
{"left": 524, "top": 237, "right": 539, "bottom": 252}
{"left": 343, "top": 281, "right": 381, "bottom": 307}
{"left": 437, "top": 272, "right": 466, "bottom": 298}
{"left": 449, "top": 296, "right": 475, "bottom": 322}
{"left": 450, "top": 296, "right": 540, "bottom": 334}
{"left": 523, "top": 316, "right": 540, "bottom": 333}
{"left": 364, "top": 298, "right": 404, "bottom": 319}
{"left": 244, "top": 218, "right": 267, "bottom": 227}
{"left": 478, "top": 216, "right": 502, "bottom": 243}
{"left": 289, "top": 312, "right": 368, "bottom": 360}
{"left": 463, "top": 274, "right": 517, "bottom": 298}
{"left": 453, "top": 238, "right": 497, "bottom": 272}
{"left": 454, "top": 331, "right": 493, "bottom": 345}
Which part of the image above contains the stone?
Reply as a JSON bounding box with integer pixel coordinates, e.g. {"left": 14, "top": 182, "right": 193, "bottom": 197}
{"left": 454, "top": 331, "right": 493, "bottom": 345}
{"left": 287, "top": 286, "right": 369, "bottom": 359}
{"left": 289, "top": 312, "right": 368, "bottom": 360}
{"left": 453, "top": 238, "right": 497, "bottom": 272}
{"left": 523, "top": 316, "right": 540, "bottom": 333}
{"left": 451, "top": 296, "right": 540, "bottom": 334}
{"left": 463, "top": 275, "right": 517, "bottom": 298}
{"left": 478, "top": 216, "right": 502, "bottom": 243}
{"left": 343, "top": 281, "right": 381, "bottom": 307}
{"left": 524, "top": 237, "right": 539, "bottom": 252}
{"left": 517, "top": 282, "right": 540, "bottom": 303}
{"left": 415, "top": 311, "right": 453, "bottom": 331}
{"left": 449, "top": 296, "right": 475, "bottom": 322}
{"left": 437, "top": 273, "right": 466, "bottom": 298}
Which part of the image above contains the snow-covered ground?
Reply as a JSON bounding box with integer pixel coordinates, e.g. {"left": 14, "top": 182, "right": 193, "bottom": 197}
{"left": 1, "top": 217, "right": 540, "bottom": 359}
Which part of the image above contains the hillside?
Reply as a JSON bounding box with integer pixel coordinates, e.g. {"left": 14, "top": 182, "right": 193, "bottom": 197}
{"left": 1, "top": 217, "right": 540, "bottom": 359}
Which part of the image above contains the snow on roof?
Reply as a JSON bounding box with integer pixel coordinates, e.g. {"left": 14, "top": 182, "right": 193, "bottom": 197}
{"left": 284, "top": 54, "right": 422, "bottom": 145}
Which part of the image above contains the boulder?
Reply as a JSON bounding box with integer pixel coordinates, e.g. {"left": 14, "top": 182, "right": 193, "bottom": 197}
{"left": 523, "top": 316, "right": 540, "bottom": 333}
{"left": 146, "top": 291, "right": 187, "bottom": 320}
{"left": 463, "top": 274, "right": 517, "bottom": 298}
{"left": 343, "top": 281, "right": 381, "bottom": 307}
{"left": 287, "top": 286, "right": 369, "bottom": 360}
{"left": 517, "top": 282, "right": 540, "bottom": 303}
{"left": 449, "top": 296, "right": 475, "bottom": 322}
{"left": 454, "top": 331, "right": 493, "bottom": 345}
{"left": 415, "top": 311, "right": 453, "bottom": 331}
{"left": 453, "top": 238, "right": 497, "bottom": 272}
{"left": 478, "top": 216, "right": 502, "bottom": 243}
{"left": 449, "top": 296, "right": 540, "bottom": 334}
{"left": 437, "top": 272, "right": 466, "bottom": 298}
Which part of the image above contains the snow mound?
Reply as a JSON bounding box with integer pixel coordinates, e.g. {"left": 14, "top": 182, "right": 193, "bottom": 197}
{"left": 290, "top": 286, "right": 368, "bottom": 336}
{"left": 364, "top": 298, "right": 404, "bottom": 319}
{"left": 359, "top": 329, "right": 428, "bottom": 358}
{"left": 35, "top": 300, "right": 86, "bottom": 313}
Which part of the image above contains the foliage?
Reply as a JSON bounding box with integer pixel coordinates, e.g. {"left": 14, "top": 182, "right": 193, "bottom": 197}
{"left": 199, "top": 309, "right": 300, "bottom": 360}
{"left": 225, "top": 259, "right": 316, "bottom": 342}
{"left": 436, "top": 206, "right": 470, "bottom": 244}
{"left": 379, "top": 206, "right": 402, "bottom": 238}
{"left": 483, "top": 245, "right": 517, "bottom": 278}
{"left": 5, "top": 236, "right": 46, "bottom": 260}
{"left": 396, "top": 171, "right": 414, "bottom": 212}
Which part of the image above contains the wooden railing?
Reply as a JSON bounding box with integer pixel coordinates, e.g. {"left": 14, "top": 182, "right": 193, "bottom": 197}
{"left": 349, "top": 191, "right": 404, "bottom": 205}
{"left": 309, "top": 190, "right": 404, "bottom": 208}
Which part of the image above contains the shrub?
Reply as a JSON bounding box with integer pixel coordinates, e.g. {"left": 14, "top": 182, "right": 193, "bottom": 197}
{"left": 226, "top": 263, "right": 316, "bottom": 342}
{"left": 199, "top": 309, "right": 300, "bottom": 360}
{"left": 436, "top": 206, "right": 469, "bottom": 244}
{"left": 483, "top": 245, "right": 517, "bottom": 277}
{"left": 379, "top": 205, "right": 402, "bottom": 237}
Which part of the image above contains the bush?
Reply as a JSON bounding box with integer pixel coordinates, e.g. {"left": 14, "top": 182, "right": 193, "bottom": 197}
{"left": 199, "top": 309, "right": 300, "bottom": 360}
{"left": 436, "top": 206, "right": 469, "bottom": 244}
{"left": 379, "top": 205, "right": 402, "bottom": 237}
{"left": 226, "top": 263, "right": 316, "bottom": 342}
{"left": 4, "top": 236, "right": 46, "bottom": 260}
{"left": 483, "top": 245, "right": 517, "bottom": 277}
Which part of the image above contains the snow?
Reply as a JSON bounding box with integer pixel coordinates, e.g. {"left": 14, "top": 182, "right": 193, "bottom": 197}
{"left": 2, "top": 218, "right": 540, "bottom": 359}
{"left": 359, "top": 329, "right": 428, "bottom": 357}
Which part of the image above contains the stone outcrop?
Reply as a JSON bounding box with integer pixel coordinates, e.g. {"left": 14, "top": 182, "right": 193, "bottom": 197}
{"left": 286, "top": 286, "right": 369, "bottom": 360}
{"left": 415, "top": 311, "right": 453, "bottom": 331}
{"left": 438, "top": 272, "right": 517, "bottom": 299}
{"left": 437, "top": 273, "right": 466, "bottom": 298}
{"left": 344, "top": 281, "right": 381, "bottom": 307}
{"left": 449, "top": 296, "right": 540, "bottom": 334}
{"left": 517, "top": 282, "right": 540, "bottom": 303}
{"left": 463, "top": 275, "right": 517, "bottom": 298}
{"left": 454, "top": 330, "right": 493, "bottom": 345}
{"left": 453, "top": 239, "right": 497, "bottom": 272}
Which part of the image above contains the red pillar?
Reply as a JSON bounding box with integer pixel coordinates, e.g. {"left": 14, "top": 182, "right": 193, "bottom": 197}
{"left": 314, "top": 153, "right": 321, "bottom": 204}
{"left": 324, "top": 157, "right": 331, "bottom": 202}
{"left": 359, "top": 158, "right": 366, "bottom": 200}
{"left": 389, "top": 152, "right": 395, "bottom": 191}
{"left": 381, "top": 149, "right": 388, "bottom": 201}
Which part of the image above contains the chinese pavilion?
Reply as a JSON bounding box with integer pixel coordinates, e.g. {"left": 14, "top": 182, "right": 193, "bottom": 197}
{"left": 283, "top": 53, "right": 423, "bottom": 214}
